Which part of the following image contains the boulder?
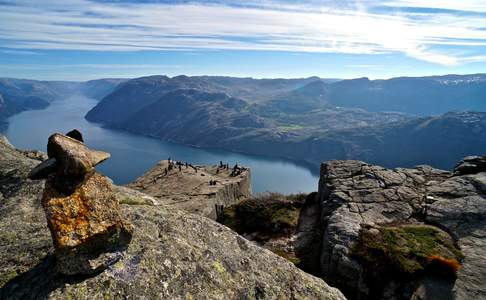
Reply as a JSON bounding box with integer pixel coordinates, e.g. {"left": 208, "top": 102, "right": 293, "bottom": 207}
{"left": 46, "top": 133, "right": 110, "bottom": 177}
{"left": 38, "top": 132, "right": 132, "bottom": 275}
{"left": 65, "top": 129, "right": 84, "bottom": 142}
{"left": 42, "top": 171, "right": 133, "bottom": 275}
{"left": 28, "top": 158, "right": 57, "bottom": 180}
{"left": 317, "top": 158, "right": 486, "bottom": 299}
{"left": 453, "top": 156, "right": 486, "bottom": 176}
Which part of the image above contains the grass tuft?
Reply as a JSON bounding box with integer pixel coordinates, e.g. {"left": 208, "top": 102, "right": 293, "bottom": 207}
{"left": 351, "top": 224, "right": 464, "bottom": 277}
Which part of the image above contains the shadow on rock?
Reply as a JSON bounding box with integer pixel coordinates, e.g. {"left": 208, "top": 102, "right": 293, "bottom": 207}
{"left": 0, "top": 254, "right": 103, "bottom": 300}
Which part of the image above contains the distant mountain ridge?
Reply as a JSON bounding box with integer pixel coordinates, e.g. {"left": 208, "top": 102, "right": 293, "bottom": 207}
{"left": 85, "top": 73, "right": 486, "bottom": 171}
{"left": 0, "top": 77, "right": 127, "bottom": 130}
{"left": 327, "top": 74, "right": 486, "bottom": 115}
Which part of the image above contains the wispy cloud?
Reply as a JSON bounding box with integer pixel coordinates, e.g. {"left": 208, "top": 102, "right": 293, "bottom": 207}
{"left": 0, "top": 0, "right": 485, "bottom": 66}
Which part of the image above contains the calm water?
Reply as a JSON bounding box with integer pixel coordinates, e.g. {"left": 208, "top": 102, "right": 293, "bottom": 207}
{"left": 4, "top": 95, "right": 319, "bottom": 194}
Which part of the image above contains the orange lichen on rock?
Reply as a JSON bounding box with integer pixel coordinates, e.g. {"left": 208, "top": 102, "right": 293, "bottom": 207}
{"left": 427, "top": 255, "right": 462, "bottom": 274}
{"left": 37, "top": 132, "right": 132, "bottom": 275}
{"left": 42, "top": 172, "right": 126, "bottom": 249}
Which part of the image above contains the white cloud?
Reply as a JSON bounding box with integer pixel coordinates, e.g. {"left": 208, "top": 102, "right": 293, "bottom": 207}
{"left": 0, "top": 0, "right": 485, "bottom": 66}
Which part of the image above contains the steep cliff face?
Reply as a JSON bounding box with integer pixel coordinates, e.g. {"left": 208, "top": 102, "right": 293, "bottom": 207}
{"left": 0, "top": 137, "right": 345, "bottom": 299}
{"left": 317, "top": 159, "right": 486, "bottom": 299}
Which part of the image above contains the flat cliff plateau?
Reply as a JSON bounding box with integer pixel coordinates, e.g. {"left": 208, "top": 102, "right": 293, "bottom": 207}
{"left": 127, "top": 160, "right": 251, "bottom": 219}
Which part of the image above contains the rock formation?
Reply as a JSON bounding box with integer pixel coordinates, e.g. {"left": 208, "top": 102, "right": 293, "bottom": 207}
{"left": 317, "top": 159, "right": 486, "bottom": 299}
{"left": 0, "top": 136, "right": 345, "bottom": 299}
{"left": 128, "top": 160, "right": 251, "bottom": 219}
{"left": 221, "top": 156, "right": 486, "bottom": 300}
{"left": 30, "top": 132, "right": 133, "bottom": 275}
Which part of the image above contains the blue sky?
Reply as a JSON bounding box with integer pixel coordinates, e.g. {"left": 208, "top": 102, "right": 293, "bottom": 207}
{"left": 1, "top": 0, "right": 486, "bottom": 81}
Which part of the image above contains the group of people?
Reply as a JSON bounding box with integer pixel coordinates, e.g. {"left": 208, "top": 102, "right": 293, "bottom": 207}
{"left": 157, "top": 158, "right": 244, "bottom": 185}
{"left": 230, "top": 163, "right": 246, "bottom": 177}
{"left": 163, "top": 157, "right": 199, "bottom": 176}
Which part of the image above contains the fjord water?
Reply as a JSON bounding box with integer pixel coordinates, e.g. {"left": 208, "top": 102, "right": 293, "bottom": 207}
{"left": 4, "top": 95, "right": 319, "bottom": 193}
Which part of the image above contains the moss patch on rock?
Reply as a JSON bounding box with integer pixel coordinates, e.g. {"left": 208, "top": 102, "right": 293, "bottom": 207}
{"left": 219, "top": 192, "right": 306, "bottom": 235}
{"left": 351, "top": 224, "right": 464, "bottom": 278}
{"left": 218, "top": 192, "right": 307, "bottom": 266}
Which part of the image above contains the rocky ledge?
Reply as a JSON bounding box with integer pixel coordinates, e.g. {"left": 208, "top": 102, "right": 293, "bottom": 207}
{"left": 128, "top": 160, "right": 251, "bottom": 219}
{"left": 0, "top": 135, "right": 344, "bottom": 300}
{"left": 318, "top": 158, "right": 486, "bottom": 299}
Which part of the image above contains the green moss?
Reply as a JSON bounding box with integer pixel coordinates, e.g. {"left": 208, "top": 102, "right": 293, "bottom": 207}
{"left": 219, "top": 192, "right": 306, "bottom": 234}
{"left": 272, "top": 249, "right": 301, "bottom": 265}
{"left": 351, "top": 224, "right": 464, "bottom": 276}
{"left": 220, "top": 206, "right": 240, "bottom": 232}
{"left": 269, "top": 205, "right": 300, "bottom": 228}
{"left": 118, "top": 196, "right": 152, "bottom": 205}
{"left": 0, "top": 270, "right": 18, "bottom": 288}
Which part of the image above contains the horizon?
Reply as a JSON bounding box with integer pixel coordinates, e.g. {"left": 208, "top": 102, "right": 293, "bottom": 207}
{"left": 4, "top": 71, "right": 486, "bottom": 83}
{"left": 1, "top": 0, "right": 486, "bottom": 81}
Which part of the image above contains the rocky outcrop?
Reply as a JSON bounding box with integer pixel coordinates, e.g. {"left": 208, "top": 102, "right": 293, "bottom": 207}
{"left": 128, "top": 160, "right": 251, "bottom": 219}
{"left": 317, "top": 159, "right": 486, "bottom": 299}
{"left": 0, "top": 136, "right": 345, "bottom": 299}
{"left": 31, "top": 133, "right": 133, "bottom": 275}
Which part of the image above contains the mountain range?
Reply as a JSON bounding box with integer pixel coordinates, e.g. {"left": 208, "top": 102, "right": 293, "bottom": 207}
{"left": 1, "top": 74, "right": 485, "bottom": 171}
{"left": 85, "top": 74, "right": 486, "bottom": 170}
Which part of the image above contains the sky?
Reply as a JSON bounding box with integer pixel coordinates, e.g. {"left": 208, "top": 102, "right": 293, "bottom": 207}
{"left": 1, "top": 0, "right": 486, "bottom": 81}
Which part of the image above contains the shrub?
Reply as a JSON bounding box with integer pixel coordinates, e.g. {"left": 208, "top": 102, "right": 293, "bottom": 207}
{"left": 219, "top": 192, "right": 307, "bottom": 235}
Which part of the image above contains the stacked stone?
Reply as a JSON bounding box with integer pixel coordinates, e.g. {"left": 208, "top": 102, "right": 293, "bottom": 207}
{"left": 29, "top": 130, "right": 133, "bottom": 275}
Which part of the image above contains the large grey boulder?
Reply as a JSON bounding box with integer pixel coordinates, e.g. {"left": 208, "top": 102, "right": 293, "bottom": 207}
{"left": 317, "top": 158, "right": 486, "bottom": 299}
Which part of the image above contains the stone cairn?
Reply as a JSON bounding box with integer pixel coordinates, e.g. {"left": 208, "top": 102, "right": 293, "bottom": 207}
{"left": 29, "top": 130, "right": 133, "bottom": 275}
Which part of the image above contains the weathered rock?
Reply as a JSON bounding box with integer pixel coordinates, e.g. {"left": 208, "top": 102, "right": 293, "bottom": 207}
{"left": 47, "top": 133, "right": 110, "bottom": 177}
{"left": 42, "top": 171, "right": 133, "bottom": 275}
{"left": 65, "top": 129, "right": 84, "bottom": 142}
{"left": 425, "top": 172, "right": 486, "bottom": 299}
{"left": 317, "top": 158, "right": 486, "bottom": 300}
{"left": 0, "top": 137, "right": 50, "bottom": 289}
{"left": 0, "top": 137, "right": 345, "bottom": 300}
{"left": 28, "top": 158, "right": 57, "bottom": 180}
{"left": 113, "top": 185, "right": 159, "bottom": 206}
{"left": 453, "top": 156, "right": 486, "bottom": 176}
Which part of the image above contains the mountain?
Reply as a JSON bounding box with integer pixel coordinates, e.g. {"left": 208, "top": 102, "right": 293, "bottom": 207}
{"left": 0, "top": 77, "right": 128, "bottom": 102}
{"left": 115, "top": 88, "right": 267, "bottom": 145}
{"left": 85, "top": 74, "right": 485, "bottom": 171}
{"left": 226, "top": 111, "right": 486, "bottom": 171}
{"left": 0, "top": 93, "right": 49, "bottom": 130}
{"left": 0, "top": 78, "right": 65, "bottom": 102}
{"left": 85, "top": 75, "right": 322, "bottom": 125}
{"left": 326, "top": 74, "right": 486, "bottom": 115}
{"left": 0, "top": 77, "right": 126, "bottom": 130}
{"left": 78, "top": 78, "right": 129, "bottom": 100}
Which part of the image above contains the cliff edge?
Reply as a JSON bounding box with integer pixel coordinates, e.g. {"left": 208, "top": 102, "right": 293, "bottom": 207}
{"left": 0, "top": 136, "right": 344, "bottom": 300}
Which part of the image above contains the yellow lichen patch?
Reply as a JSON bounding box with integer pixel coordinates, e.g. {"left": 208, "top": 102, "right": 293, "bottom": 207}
{"left": 212, "top": 261, "right": 226, "bottom": 273}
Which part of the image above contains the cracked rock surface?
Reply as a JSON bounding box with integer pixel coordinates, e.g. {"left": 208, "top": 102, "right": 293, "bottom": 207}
{"left": 318, "top": 159, "right": 486, "bottom": 300}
